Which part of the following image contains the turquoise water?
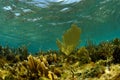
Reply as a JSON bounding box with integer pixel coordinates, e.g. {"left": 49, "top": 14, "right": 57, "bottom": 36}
{"left": 0, "top": 0, "right": 120, "bottom": 52}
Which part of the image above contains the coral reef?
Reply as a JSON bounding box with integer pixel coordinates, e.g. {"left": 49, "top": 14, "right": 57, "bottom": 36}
{"left": 0, "top": 38, "right": 119, "bottom": 79}
{"left": 0, "top": 26, "right": 120, "bottom": 79}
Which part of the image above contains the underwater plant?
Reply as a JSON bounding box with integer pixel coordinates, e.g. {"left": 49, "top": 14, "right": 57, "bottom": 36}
{"left": 56, "top": 24, "right": 81, "bottom": 56}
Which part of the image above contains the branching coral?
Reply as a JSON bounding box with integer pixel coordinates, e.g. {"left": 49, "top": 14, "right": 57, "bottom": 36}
{"left": 56, "top": 24, "right": 81, "bottom": 56}
{"left": 27, "top": 55, "right": 49, "bottom": 76}
{"left": 27, "top": 54, "right": 61, "bottom": 79}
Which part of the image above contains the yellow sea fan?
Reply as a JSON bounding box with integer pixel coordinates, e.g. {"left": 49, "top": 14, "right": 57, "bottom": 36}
{"left": 56, "top": 24, "right": 81, "bottom": 56}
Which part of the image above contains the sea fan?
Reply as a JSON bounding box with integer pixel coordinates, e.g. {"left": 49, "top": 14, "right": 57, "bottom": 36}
{"left": 56, "top": 24, "right": 81, "bottom": 56}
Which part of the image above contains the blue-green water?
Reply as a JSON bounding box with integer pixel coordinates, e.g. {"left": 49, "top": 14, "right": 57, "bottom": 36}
{"left": 0, "top": 0, "right": 120, "bottom": 53}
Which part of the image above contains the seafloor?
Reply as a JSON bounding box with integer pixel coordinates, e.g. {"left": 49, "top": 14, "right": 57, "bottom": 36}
{"left": 0, "top": 38, "right": 120, "bottom": 80}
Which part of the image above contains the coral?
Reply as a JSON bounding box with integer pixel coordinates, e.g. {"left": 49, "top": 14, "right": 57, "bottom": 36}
{"left": 56, "top": 24, "right": 81, "bottom": 56}
{"left": 88, "top": 41, "right": 115, "bottom": 62}
{"left": 99, "top": 64, "right": 120, "bottom": 80}
{"left": 27, "top": 55, "right": 49, "bottom": 76}
{"left": 15, "top": 45, "right": 29, "bottom": 60}
{"left": 0, "top": 69, "right": 11, "bottom": 80}
{"left": 77, "top": 47, "right": 91, "bottom": 64}
{"left": 27, "top": 54, "right": 61, "bottom": 79}
{"left": 113, "top": 46, "right": 120, "bottom": 63}
{"left": 0, "top": 38, "right": 120, "bottom": 79}
{"left": 112, "top": 38, "right": 120, "bottom": 45}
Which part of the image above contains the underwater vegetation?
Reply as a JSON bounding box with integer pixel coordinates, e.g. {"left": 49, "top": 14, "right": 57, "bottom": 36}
{"left": 0, "top": 25, "right": 120, "bottom": 80}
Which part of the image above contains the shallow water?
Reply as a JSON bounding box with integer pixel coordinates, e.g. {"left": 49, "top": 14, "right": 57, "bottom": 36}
{"left": 0, "top": 0, "right": 120, "bottom": 53}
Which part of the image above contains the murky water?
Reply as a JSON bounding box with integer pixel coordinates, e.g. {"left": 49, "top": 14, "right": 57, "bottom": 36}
{"left": 0, "top": 0, "right": 120, "bottom": 52}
